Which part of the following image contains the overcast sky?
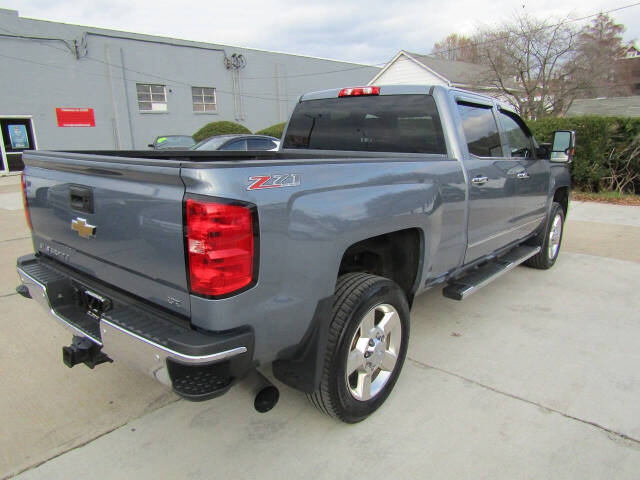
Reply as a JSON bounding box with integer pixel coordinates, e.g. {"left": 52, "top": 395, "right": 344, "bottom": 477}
{"left": 5, "top": 0, "right": 640, "bottom": 65}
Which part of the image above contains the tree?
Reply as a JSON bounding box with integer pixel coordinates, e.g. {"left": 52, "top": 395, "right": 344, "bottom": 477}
{"left": 472, "top": 14, "right": 580, "bottom": 118}
{"left": 573, "top": 13, "right": 629, "bottom": 98}
{"left": 192, "top": 121, "right": 251, "bottom": 142}
{"left": 255, "top": 122, "right": 286, "bottom": 138}
{"left": 431, "top": 34, "right": 481, "bottom": 63}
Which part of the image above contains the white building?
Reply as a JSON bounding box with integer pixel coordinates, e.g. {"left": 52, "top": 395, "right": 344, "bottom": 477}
{"left": 369, "top": 50, "right": 496, "bottom": 93}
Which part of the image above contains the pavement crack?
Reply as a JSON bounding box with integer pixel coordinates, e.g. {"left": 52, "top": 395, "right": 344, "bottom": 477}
{"left": 6, "top": 395, "right": 182, "bottom": 479}
{"left": 407, "top": 356, "right": 640, "bottom": 447}
{"left": 0, "top": 235, "right": 30, "bottom": 243}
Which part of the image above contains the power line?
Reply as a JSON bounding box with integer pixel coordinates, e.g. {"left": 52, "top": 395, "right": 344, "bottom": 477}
{"left": 0, "top": 0, "right": 638, "bottom": 97}
{"left": 430, "top": 1, "right": 640, "bottom": 58}
{"left": 0, "top": 51, "right": 303, "bottom": 103}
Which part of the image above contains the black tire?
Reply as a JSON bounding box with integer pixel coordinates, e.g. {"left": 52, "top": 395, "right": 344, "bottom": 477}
{"left": 307, "top": 273, "right": 410, "bottom": 423}
{"left": 525, "top": 202, "right": 565, "bottom": 269}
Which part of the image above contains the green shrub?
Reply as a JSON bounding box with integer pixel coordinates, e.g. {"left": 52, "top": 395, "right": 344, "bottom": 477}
{"left": 528, "top": 116, "right": 640, "bottom": 194}
{"left": 255, "top": 122, "right": 286, "bottom": 139}
{"left": 193, "top": 121, "right": 251, "bottom": 142}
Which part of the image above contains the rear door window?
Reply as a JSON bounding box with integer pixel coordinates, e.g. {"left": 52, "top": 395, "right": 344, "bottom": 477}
{"left": 220, "top": 139, "right": 247, "bottom": 151}
{"left": 247, "top": 138, "right": 277, "bottom": 150}
{"left": 456, "top": 102, "right": 503, "bottom": 158}
{"left": 283, "top": 94, "right": 447, "bottom": 154}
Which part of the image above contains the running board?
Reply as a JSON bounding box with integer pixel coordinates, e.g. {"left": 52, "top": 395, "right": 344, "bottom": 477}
{"left": 442, "top": 246, "right": 541, "bottom": 300}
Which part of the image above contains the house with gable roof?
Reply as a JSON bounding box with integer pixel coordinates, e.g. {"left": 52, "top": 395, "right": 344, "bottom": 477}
{"left": 368, "top": 50, "right": 499, "bottom": 95}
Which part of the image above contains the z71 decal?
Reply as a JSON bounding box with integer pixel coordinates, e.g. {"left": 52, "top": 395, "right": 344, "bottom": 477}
{"left": 247, "top": 174, "right": 301, "bottom": 191}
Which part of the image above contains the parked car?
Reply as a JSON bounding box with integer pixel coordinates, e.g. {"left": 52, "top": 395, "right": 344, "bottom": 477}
{"left": 191, "top": 134, "right": 280, "bottom": 151}
{"left": 148, "top": 135, "right": 195, "bottom": 150}
{"left": 17, "top": 84, "right": 574, "bottom": 423}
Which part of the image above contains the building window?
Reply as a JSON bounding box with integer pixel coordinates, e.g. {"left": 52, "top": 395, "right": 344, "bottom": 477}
{"left": 136, "top": 84, "right": 167, "bottom": 112}
{"left": 192, "top": 87, "right": 217, "bottom": 112}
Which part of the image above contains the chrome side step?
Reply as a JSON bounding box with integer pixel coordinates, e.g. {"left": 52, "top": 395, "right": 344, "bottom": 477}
{"left": 442, "top": 246, "right": 541, "bottom": 301}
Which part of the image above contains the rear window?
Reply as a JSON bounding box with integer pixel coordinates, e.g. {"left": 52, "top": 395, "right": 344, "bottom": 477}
{"left": 283, "top": 94, "right": 447, "bottom": 154}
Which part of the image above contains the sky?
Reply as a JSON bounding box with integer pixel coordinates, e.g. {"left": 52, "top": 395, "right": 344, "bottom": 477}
{"left": 4, "top": 0, "right": 640, "bottom": 65}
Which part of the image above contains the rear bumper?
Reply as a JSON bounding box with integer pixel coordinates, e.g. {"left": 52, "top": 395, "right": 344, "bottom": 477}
{"left": 17, "top": 254, "right": 254, "bottom": 400}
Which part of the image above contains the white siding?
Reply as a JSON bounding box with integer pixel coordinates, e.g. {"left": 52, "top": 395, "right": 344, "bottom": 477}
{"left": 372, "top": 54, "right": 448, "bottom": 86}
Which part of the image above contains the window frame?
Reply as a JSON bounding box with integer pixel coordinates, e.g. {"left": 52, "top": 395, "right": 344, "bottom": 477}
{"left": 455, "top": 100, "right": 505, "bottom": 159}
{"left": 136, "top": 83, "right": 168, "bottom": 113}
{"left": 191, "top": 86, "right": 217, "bottom": 113}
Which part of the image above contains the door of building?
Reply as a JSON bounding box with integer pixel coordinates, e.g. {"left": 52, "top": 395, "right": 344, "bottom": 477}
{"left": 0, "top": 117, "right": 37, "bottom": 174}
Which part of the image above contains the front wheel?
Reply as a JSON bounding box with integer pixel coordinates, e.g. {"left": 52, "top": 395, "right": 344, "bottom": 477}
{"left": 307, "top": 273, "right": 410, "bottom": 423}
{"left": 525, "top": 202, "right": 565, "bottom": 269}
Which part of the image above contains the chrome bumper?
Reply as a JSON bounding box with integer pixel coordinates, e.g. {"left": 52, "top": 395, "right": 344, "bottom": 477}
{"left": 17, "top": 265, "right": 247, "bottom": 385}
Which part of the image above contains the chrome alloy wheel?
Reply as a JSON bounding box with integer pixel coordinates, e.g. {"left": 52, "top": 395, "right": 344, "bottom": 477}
{"left": 345, "top": 303, "right": 402, "bottom": 401}
{"left": 548, "top": 213, "right": 563, "bottom": 260}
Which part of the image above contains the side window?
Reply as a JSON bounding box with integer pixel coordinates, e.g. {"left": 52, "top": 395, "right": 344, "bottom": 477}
{"left": 456, "top": 102, "right": 503, "bottom": 158}
{"left": 247, "top": 138, "right": 276, "bottom": 150}
{"left": 499, "top": 111, "right": 534, "bottom": 158}
{"left": 220, "top": 139, "right": 247, "bottom": 151}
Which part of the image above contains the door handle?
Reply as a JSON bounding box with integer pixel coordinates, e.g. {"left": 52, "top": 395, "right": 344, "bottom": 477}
{"left": 516, "top": 171, "right": 530, "bottom": 179}
{"left": 471, "top": 176, "right": 489, "bottom": 185}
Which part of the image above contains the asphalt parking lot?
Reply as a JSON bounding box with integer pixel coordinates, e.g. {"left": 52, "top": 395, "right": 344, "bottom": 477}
{"left": 3, "top": 174, "right": 640, "bottom": 479}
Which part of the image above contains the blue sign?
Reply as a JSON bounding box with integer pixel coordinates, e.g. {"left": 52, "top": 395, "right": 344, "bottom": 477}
{"left": 8, "top": 124, "right": 29, "bottom": 149}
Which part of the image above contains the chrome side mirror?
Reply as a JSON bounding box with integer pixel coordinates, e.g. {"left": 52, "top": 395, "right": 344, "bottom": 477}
{"left": 550, "top": 130, "right": 576, "bottom": 163}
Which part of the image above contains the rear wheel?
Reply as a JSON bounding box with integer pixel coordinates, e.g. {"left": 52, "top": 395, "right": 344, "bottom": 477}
{"left": 525, "top": 202, "right": 565, "bottom": 269}
{"left": 307, "top": 273, "right": 410, "bottom": 423}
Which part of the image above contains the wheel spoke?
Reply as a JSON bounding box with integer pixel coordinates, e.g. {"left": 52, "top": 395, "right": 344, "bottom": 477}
{"left": 378, "top": 310, "right": 400, "bottom": 336}
{"left": 346, "top": 344, "right": 366, "bottom": 375}
{"left": 380, "top": 350, "right": 398, "bottom": 372}
{"left": 360, "top": 309, "right": 376, "bottom": 336}
{"left": 356, "top": 371, "right": 372, "bottom": 401}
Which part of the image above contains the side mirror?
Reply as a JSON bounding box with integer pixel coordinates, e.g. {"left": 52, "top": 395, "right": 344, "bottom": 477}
{"left": 148, "top": 143, "right": 155, "bottom": 148}
{"left": 550, "top": 130, "right": 576, "bottom": 163}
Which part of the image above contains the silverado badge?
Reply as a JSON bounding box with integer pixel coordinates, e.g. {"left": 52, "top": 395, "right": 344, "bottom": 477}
{"left": 71, "top": 218, "right": 96, "bottom": 238}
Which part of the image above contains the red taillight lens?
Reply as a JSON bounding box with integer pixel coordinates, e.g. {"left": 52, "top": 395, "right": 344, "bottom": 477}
{"left": 21, "top": 171, "right": 32, "bottom": 230}
{"left": 185, "top": 198, "right": 256, "bottom": 297}
{"left": 338, "top": 86, "right": 380, "bottom": 97}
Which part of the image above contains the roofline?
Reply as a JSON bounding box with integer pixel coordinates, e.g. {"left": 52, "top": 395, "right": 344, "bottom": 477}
{"left": 400, "top": 51, "right": 454, "bottom": 85}
{"left": 8, "top": 11, "right": 379, "bottom": 68}
{"left": 368, "top": 50, "right": 452, "bottom": 86}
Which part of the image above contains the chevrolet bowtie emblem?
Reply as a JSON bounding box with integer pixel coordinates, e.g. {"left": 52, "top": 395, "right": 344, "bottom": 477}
{"left": 71, "top": 218, "right": 96, "bottom": 238}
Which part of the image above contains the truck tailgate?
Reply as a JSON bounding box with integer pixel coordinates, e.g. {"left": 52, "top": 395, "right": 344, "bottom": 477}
{"left": 23, "top": 151, "right": 190, "bottom": 316}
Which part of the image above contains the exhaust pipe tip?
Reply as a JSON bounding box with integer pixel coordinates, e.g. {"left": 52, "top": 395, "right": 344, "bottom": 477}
{"left": 240, "top": 370, "right": 280, "bottom": 413}
{"left": 254, "top": 385, "right": 279, "bottom": 413}
{"left": 16, "top": 284, "right": 31, "bottom": 299}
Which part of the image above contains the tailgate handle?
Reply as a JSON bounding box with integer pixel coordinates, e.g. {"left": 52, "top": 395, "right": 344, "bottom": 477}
{"left": 69, "top": 186, "right": 94, "bottom": 214}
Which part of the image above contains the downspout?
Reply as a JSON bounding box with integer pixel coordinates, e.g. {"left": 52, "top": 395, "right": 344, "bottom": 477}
{"left": 105, "top": 46, "right": 121, "bottom": 149}
{"left": 119, "top": 48, "right": 136, "bottom": 149}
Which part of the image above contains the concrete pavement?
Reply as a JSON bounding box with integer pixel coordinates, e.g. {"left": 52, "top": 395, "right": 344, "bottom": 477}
{"left": 3, "top": 193, "right": 640, "bottom": 479}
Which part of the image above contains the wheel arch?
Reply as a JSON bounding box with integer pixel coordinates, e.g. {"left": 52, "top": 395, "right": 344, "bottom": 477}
{"left": 336, "top": 227, "right": 425, "bottom": 306}
{"left": 553, "top": 186, "right": 569, "bottom": 216}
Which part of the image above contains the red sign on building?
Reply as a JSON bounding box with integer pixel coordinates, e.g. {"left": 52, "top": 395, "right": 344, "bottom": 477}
{"left": 55, "top": 108, "right": 96, "bottom": 127}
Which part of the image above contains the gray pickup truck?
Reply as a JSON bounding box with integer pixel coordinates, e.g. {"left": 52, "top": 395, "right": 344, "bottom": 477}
{"left": 16, "top": 85, "right": 574, "bottom": 423}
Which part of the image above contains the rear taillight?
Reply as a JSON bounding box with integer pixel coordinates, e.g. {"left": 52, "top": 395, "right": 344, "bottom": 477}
{"left": 21, "top": 171, "right": 32, "bottom": 230}
{"left": 185, "top": 198, "right": 257, "bottom": 297}
{"left": 338, "top": 86, "right": 380, "bottom": 97}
